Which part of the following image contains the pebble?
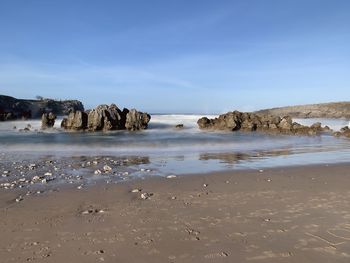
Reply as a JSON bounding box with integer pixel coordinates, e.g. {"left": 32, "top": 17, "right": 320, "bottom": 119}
{"left": 29, "top": 164, "right": 36, "bottom": 170}
{"left": 123, "top": 172, "right": 129, "bottom": 176}
{"left": 44, "top": 172, "right": 52, "bottom": 176}
{"left": 41, "top": 179, "right": 47, "bottom": 184}
{"left": 131, "top": 189, "right": 141, "bottom": 193}
{"left": 15, "top": 196, "right": 23, "bottom": 202}
{"left": 141, "top": 192, "right": 152, "bottom": 200}
{"left": 140, "top": 168, "right": 146, "bottom": 172}
{"left": 267, "top": 178, "right": 272, "bottom": 182}
{"left": 259, "top": 169, "right": 264, "bottom": 173}
{"left": 166, "top": 175, "right": 177, "bottom": 179}
{"left": 32, "top": 175, "right": 40, "bottom": 182}
{"left": 203, "top": 184, "right": 208, "bottom": 187}
{"left": 94, "top": 170, "right": 102, "bottom": 175}
{"left": 103, "top": 165, "right": 112, "bottom": 173}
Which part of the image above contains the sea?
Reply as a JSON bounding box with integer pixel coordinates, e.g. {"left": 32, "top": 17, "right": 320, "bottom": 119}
{"left": 0, "top": 115, "right": 349, "bottom": 176}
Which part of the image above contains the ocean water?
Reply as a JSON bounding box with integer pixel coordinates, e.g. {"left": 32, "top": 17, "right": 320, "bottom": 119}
{"left": 0, "top": 115, "right": 349, "bottom": 175}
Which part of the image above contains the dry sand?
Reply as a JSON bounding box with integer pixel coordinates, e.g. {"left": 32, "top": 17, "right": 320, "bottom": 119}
{"left": 1, "top": 164, "right": 350, "bottom": 262}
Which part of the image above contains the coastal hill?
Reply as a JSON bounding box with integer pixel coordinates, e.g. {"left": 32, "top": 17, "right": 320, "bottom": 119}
{"left": 0, "top": 94, "right": 84, "bottom": 120}
{"left": 255, "top": 102, "right": 350, "bottom": 119}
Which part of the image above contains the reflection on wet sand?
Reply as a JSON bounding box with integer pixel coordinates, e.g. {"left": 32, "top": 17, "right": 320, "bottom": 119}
{"left": 199, "top": 149, "right": 294, "bottom": 165}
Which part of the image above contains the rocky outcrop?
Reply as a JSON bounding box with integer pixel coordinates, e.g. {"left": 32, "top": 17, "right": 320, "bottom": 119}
{"left": 125, "top": 109, "right": 151, "bottom": 131}
{"left": 61, "top": 104, "right": 151, "bottom": 131}
{"left": 255, "top": 102, "right": 350, "bottom": 118}
{"left": 197, "top": 111, "right": 331, "bottom": 135}
{"left": 61, "top": 111, "right": 88, "bottom": 130}
{"left": 333, "top": 126, "right": 350, "bottom": 138}
{"left": 0, "top": 94, "right": 84, "bottom": 121}
{"left": 41, "top": 113, "right": 56, "bottom": 129}
{"left": 87, "top": 104, "right": 127, "bottom": 131}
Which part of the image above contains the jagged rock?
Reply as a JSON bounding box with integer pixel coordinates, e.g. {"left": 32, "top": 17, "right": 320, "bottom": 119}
{"left": 61, "top": 104, "right": 150, "bottom": 132}
{"left": 278, "top": 117, "right": 293, "bottom": 130}
{"left": 87, "top": 104, "right": 126, "bottom": 131}
{"left": 61, "top": 111, "right": 88, "bottom": 130}
{"left": 125, "top": 109, "right": 151, "bottom": 131}
{"left": 41, "top": 112, "right": 56, "bottom": 129}
{"left": 197, "top": 110, "right": 331, "bottom": 136}
{"left": 175, "top": 124, "right": 184, "bottom": 129}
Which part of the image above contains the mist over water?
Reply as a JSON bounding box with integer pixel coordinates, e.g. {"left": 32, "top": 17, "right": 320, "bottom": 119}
{"left": 0, "top": 115, "right": 349, "bottom": 175}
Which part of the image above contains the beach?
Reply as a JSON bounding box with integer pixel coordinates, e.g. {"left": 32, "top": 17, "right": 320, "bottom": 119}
{"left": 1, "top": 163, "right": 350, "bottom": 262}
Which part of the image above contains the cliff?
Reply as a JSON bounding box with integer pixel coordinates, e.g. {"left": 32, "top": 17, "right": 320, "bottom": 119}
{"left": 0, "top": 95, "right": 84, "bottom": 121}
{"left": 255, "top": 102, "right": 350, "bottom": 119}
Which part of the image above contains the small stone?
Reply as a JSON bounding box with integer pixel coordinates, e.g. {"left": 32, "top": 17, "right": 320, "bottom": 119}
{"left": 94, "top": 170, "right": 102, "bottom": 175}
{"left": 29, "top": 164, "right": 36, "bottom": 170}
{"left": 203, "top": 184, "right": 208, "bottom": 187}
{"left": 166, "top": 175, "right": 177, "bottom": 179}
{"left": 171, "top": 196, "right": 177, "bottom": 200}
{"left": 140, "top": 168, "right": 146, "bottom": 172}
{"left": 267, "top": 178, "right": 272, "bottom": 182}
{"left": 259, "top": 169, "right": 264, "bottom": 173}
{"left": 141, "top": 192, "right": 152, "bottom": 200}
{"left": 123, "top": 172, "right": 129, "bottom": 176}
{"left": 131, "top": 189, "right": 141, "bottom": 193}
{"left": 41, "top": 178, "right": 47, "bottom": 184}
{"left": 103, "top": 165, "right": 112, "bottom": 173}
{"left": 77, "top": 185, "right": 83, "bottom": 190}
{"left": 32, "top": 175, "right": 40, "bottom": 182}
{"left": 3, "top": 171, "right": 9, "bottom": 174}
{"left": 92, "top": 161, "right": 98, "bottom": 165}
{"left": 44, "top": 172, "right": 52, "bottom": 176}
{"left": 15, "top": 196, "right": 23, "bottom": 202}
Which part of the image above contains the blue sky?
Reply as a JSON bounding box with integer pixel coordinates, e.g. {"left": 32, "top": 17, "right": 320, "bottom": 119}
{"left": 0, "top": 0, "right": 349, "bottom": 113}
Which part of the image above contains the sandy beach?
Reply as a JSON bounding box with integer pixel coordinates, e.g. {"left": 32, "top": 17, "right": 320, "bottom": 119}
{"left": 1, "top": 164, "right": 350, "bottom": 262}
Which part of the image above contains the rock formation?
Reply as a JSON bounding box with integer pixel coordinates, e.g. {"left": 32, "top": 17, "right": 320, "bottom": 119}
{"left": 255, "top": 101, "right": 350, "bottom": 118}
{"left": 41, "top": 112, "right": 56, "bottom": 129}
{"left": 0, "top": 94, "right": 84, "bottom": 121}
{"left": 197, "top": 111, "right": 331, "bottom": 135}
{"left": 333, "top": 126, "right": 350, "bottom": 138}
{"left": 125, "top": 109, "right": 151, "bottom": 131}
{"left": 61, "top": 111, "right": 88, "bottom": 130}
{"left": 61, "top": 104, "right": 151, "bottom": 131}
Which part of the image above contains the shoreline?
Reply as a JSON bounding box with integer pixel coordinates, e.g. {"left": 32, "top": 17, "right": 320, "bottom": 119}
{"left": 1, "top": 163, "right": 350, "bottom": 262}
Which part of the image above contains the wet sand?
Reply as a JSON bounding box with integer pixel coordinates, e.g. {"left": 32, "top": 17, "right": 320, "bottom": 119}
{"left": 1, "top": 164, "right": 350, "bottom": 262}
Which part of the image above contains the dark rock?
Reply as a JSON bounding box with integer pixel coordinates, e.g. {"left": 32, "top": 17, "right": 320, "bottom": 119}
{"left": 125, "top": 109, "right": 151, "bottom": 131}
{"left": 197, "top": 110, "right": 331, "bottom": 136}
{"left": 175, "top": 124, "right": 184, "bottom": 129}
{"left": 41, "top": 113, "right": 56, "bottom": 129}
{"left": 0, "top": 94, "right": 84, "bottom": 120}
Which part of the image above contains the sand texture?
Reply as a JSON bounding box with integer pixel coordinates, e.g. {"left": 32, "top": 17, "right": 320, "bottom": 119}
{"left": 1, "top": 164, "right": 350, "bottom": 262}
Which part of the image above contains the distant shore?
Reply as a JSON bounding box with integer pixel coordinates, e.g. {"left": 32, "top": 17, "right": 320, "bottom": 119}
{"left": 1, "top": 163, "right": 350, "bottom": 262}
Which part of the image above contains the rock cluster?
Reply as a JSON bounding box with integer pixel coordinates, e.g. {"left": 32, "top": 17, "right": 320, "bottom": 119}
{"left": 333, "top": 126, "right": 350, "bottom": 138}
{"left": 197, "top": 111, "right": 330, "bottom": 135}
{"left": 41, "top": 113, "right": 56, "bottom": 129}
{"left": 61, "top": 104, "right": 151, "bottom": 131}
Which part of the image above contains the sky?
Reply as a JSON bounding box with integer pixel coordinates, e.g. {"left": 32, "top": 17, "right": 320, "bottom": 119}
{"left": 0, "top": 0, "right": 349, "bottom": 113}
